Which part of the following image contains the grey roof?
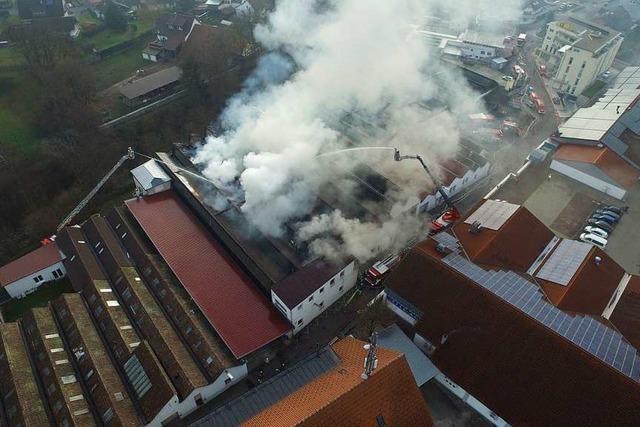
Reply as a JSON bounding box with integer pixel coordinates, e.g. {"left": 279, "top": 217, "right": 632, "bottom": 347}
{"left": 561, "top": 16, "right": 621, "bottom": 53}
{"left": 558, "top": 82, "right": 640, "bottom": 142}
{"left": 191, "top": 346, "right": 340, "bottom": 427}
{"left": 462, "top": 30, "right": 505, "bottom": 48}
{"left": 118, "top": 66, "right": 183, "bottom": 100}
{"left": 131, "top": 159, "right": 171, "bottom": 190}
{"left": 272, "top": 259, "right": 345, "bottom": 309}
{"left": 613, "top": 66, "right": 640, "bottom": 91}
{"left": 554, "top": 159, "right": 624, "bottom": 188}
{"left": 377, "top": 324, "right": 439, "bottom": 386}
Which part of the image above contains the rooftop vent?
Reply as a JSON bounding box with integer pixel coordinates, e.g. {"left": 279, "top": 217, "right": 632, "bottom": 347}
{"left": 470, "top": 221, "right": 483, "bottom": 234}
{"left": 435, "top": 243, "right": 448, "bottom": 254}
{"left": 594, "top": 256, "right": 602, "bottom": 266}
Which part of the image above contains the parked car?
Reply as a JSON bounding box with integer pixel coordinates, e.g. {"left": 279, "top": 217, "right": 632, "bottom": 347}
{"left": 584, "top": 226, "right": 608, "bottom": 239}
{"left": 580, "top": 233, "right": 607, "bottom": 249}
{"left": 601, "top": 205, "right": 624, "bottom": 215}
{"left": 586, "top": 219, "right": 613, "bottom": 233}
{"left": 591, "top": 213, "right": 619, "bottom": 224}
{"left": 593, "top": 208, "right": 621, "bottom": 221}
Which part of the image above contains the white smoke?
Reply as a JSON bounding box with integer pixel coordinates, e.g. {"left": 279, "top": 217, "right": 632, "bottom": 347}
{"left": 194, "top": 0, "right": 522, "bottom": 262}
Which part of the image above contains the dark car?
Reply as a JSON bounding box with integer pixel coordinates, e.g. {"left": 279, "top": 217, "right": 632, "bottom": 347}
{"left": 593, "top": 208, "right": 621, "bottom": 220}
{"left": 591, "top": 213, "right": 619, "bottom": 225}
{"left": 586, "top": 218, "right": 614, "bottom": 233}
{"left": 602, "top": 205, "right": 624, "bottom": 215}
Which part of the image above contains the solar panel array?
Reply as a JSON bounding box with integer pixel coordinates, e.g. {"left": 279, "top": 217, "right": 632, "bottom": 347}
{"left": 442, "top": 252, "right": 640, "bottom": 382}
{"left": 432, "top": 232, "right": 459, "bottom": 251}
{"left": 535, "top": 239, "right": 592, "bottom": 286}
{"left": 463, "top": 199, "right": 520, "bottom": 230}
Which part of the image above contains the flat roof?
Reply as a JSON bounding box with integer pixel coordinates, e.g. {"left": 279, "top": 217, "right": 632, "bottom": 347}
{"left": 0, "top": 242, "right": 62, "bottom": 286}
{"left": 125, "top": 190, "right": 290, "bottom": 358}
{"left": 118, "top": 66, "right": 182, "bottom": 100}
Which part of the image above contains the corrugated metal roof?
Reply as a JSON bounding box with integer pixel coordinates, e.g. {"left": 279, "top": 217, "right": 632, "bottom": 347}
{"left": 130, "top": 160, "right": 171, "bottom": 191}
{"left": 377, "top": 323, "right": 439, "bottom": 386}
{"left": 125, "top": 191, "right": 290, "bottom": 358}
{"left": 118, "top": 66, "right": 183, "bottom": 100}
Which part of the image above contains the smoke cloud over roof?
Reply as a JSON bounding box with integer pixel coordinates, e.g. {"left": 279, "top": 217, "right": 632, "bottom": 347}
{"left": 193, "top": 0, "right": 522, "bottom": 263}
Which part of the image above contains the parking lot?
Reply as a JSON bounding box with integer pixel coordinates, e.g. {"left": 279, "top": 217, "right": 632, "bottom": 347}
{"left": 494, "top": 162, "right": 640, "bottom": 274}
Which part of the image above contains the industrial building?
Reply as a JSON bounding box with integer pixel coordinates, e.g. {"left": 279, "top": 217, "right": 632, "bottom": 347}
{"left": 539, "top": 17, "right": 623, "bottom": 95}
{"left": 551, "top": 66, "right": 640, "bottom": 198}
{"left": 191, "top": 336, "right": 433, "bottom": 426}
{"left": 383, "top": 198, "right": 640, "bottom": 425}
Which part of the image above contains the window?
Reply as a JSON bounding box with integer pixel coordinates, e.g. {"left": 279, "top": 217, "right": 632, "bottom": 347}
{"left": 581, "top": 62, "right": 586, "bottom": 69}
{"left": 319, "top": 302, "right": 324, "bottom": 308}
{"left": 47, "top": 383, "right": 56, "bottom": 396}
{"left": 42, "top": 367, "right": 51, "bottom": 377}
{"left": 565, "top": 66, "right": 570, "bottom": 73}
{"left": 574, "top": 78, "right": 580, "bottom": 86}
{"left": 319, "top": 287, "right": 324, "bottom": 294}
{"left": 103, "top": 408, "right": 114, "bottom": 424}
{"left": 88, "top": 293, "right": 97, "bottom": 304}
{"left": 52, "top": 270, "right": 59, "bottom": 279}
{"left": 308, "top": 295, "right": 313, "bottom": 302}
{"left": 224, "top": 377, "right": 232, "bottom": 385}
{"left": 205, "top": 356, "right": 213, "bottom": 366}
{"left": 480, "top": 50, "right": 485, "bottom": 54}
{"left": 340, "top": 271, "right": 344, "bottom": 278}
{"left": 53, "top": 400, "right": 63, "bottom": 413}
{"left": 34, "top": 276, "right": 40, "bottom": 284}
{"left": 297, "top": 304, "right": 303, "bottom": 311}
{"left": 339, "top": 286, "right": 344, "bottom": 292}
{"left": 94, "top": 305, "right": 103, "bottom": 317}
{"left": 297, "top": 319, "right": 303, "bottom": 325}
{"left": 568, "top": 57, "right": 573, "bottom": 65}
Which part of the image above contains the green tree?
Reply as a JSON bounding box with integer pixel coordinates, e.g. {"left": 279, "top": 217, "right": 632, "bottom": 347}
{"left": 104, "top": 1, "right": 128, "bottom": 32}
{"left": 176, "top": 0, "right": 195, "bottom": 12}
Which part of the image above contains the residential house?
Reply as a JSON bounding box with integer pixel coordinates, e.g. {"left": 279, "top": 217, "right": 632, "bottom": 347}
{"left": 0, "top": 241, "right": 65, "bottom": 302}
{"left": 143, "top": 13, "right": 198, "bottom": 62}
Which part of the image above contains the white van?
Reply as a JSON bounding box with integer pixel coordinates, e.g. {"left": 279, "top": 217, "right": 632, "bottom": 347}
{"left": 579, "top": 233, "right": 607, "bottom": 249}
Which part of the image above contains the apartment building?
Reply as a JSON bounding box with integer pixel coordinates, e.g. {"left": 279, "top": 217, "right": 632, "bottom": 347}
{"left": 540, "top": 17, "right": 623, "bottom": 95}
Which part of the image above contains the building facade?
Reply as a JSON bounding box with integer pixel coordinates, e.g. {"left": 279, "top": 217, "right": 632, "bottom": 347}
{"left": 0, "top": 243, "right": 66, "bottom": 300}
{"left": 540, "top": 18, "right": 622, "bottom": 95}
{"left": 271, "top": 260, "right": 358, "bottom": 333}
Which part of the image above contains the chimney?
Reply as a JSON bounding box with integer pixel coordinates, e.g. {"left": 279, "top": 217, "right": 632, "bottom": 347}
{"left": 470, "top": 221, "right": 483, "bottom": 234}
{"left": 361, "top": 333, "right": 379, "bottom": 380}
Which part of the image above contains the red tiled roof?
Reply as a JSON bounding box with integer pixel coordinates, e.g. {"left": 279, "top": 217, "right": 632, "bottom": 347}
{"left": 386, "top": 241, "right": 640, "bottom": 425}
{"left": 554, "top": 145, "right": 640, "bottom": 189}
{"left": 453, "top": 202, "right": 555, "bottom": 272}
{"left": 125, "top": 191, "right": 290, "bottom": 358}
{"left": 243, "top": 337, "right": 433, "bottom": 427}
{"left": 0, "top": 242, "right": 63, "bottom": 286}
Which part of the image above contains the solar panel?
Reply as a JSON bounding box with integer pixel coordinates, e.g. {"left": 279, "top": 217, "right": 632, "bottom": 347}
{"left": 432, "top": 232, "right": 459, "bottom": 251}
{"left": 535, "top": 239, "right": 592, "bottom": 286}
{"left": 441, "top": 252, "right": 640, "bottom": 382}
{"left": 463, "top": 199, "right": 520, "bottom": 230}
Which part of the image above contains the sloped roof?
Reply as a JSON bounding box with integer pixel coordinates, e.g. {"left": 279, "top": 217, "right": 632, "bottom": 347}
{"left": 242, "top": 337, "right": 433, "bottom": 427}
{"left": 0, "top": 242, "right": 63, "bottom": 286}
{"left": 131, "top": 159, "right": 171, "bottom": 191}
{"left": 180, "top": 24, "right": 246, "bottom": 66}
{"left": 611, "top": 276, "right": 640, "bottom": 350}
{"left": 453, "top": 200, "right": 555, "bottom": 272}
{"left": 554, "top": 145, "right": 640, "bottom": 188}
{"left": 272, "top": 259, "right": 344, "bottom": 309}
{"left": 125, "top": 190, "right": 290, "bottom": 358}
{"left": 118, "top": 66, "right": 183, "bottom": 100}
{"left": 386, "top": 241, "right": 640, "bottom": 425}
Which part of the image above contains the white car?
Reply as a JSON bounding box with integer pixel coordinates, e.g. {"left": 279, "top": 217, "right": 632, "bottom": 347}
{"left": 583, "top": 226, "right": 608, "bottom": 239}
{"left": 580, "top": 233, "right": 607, "bottom": 249}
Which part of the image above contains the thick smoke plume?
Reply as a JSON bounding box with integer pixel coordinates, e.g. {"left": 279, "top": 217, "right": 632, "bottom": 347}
{"left": 194, "top": 0, "right": 521, "bottom": 263}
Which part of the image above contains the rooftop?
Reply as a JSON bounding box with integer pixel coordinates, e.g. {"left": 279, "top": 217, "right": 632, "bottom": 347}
{"left": 198, "top": 337, "right": 433, "bottom": 427}
{"left": 125, "top": 190, "right": 290, "bottom": 358}
{"left": 386, "top": 240, "right": 640, "bottom": 424}
{"left": 271, "top": 259, "right": 345, "bottom": 309}
{"left": 553, "top": 145, "right": 640, "bottom": 189}
{"left": 552, "top": 16, "right": 621, "bottom": 53}
{"left": 0, "top": 242, "right": 62, "bottom": 286}
{"left": 131, "top": 159, "right": 171, "bottom": 191}
{"left": 118, "top": 66, "right": 183, "bottom": 100}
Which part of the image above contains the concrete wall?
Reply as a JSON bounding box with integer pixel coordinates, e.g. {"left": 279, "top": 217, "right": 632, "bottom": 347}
{"left": 273, "top": 261, "right": 358, "bottom": 334}
{"left": 4, "top": 262, "right": 66, "bottom": 299}
{"left": 550, "top": 159, "right": 626, "bottom": 200}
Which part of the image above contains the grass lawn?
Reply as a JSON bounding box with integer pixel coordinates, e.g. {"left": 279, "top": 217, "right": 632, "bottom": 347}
{"left": 0, "top": 71, "right": 39, "bottom": 153}
{"left": 91, "top": 37, "right": 150, "bottom": 90}
{"left": 0, "top": 46, "right": 24, "bottom": 67}
{"left": 582, "top": 79, "right": 605, "bottom": 99}
{"left": 81, "top": 9, "right": 161, "bottom": 51}
{"left": 1, "top": 278, "right": 74, "bottom": 322}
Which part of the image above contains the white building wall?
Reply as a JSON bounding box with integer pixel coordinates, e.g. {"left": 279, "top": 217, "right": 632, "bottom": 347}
{"left": 416, "top": 162, "right": 491, "bottom": 213}
{"left": 550, "top": 160, "right": 626, "bottom": 199}
{"left": 149, "top": 364, "right": 248, "bottom": 426}
{"left": 273, "top": 261, "right": 358, "bottom": 334}
{"left": 459, "top": 42, "right": 497, "bottom": 60}
{"left": 4, "top": 261, "right": 66, "bottom": 299}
